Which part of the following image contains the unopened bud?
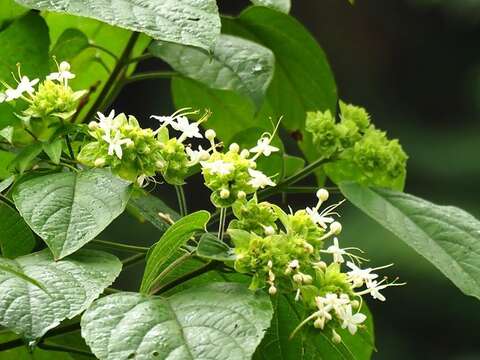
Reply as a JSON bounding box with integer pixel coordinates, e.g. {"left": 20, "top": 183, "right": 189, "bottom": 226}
{"left": 264, "top": 226, "right": 275, "bottom": 236}
{"left": 304, "top": 242, "right": 314, "bottom": 254}
{"left": 331, "top": 329, "right": 342, "bottom": 344}
{"left": 316, "top": 188, "right": 329, "bottom": 202}
{"left": 313, "top": 317, "right": 325, "bottom": 329}
{"left": 199, "top": 150, "right": 210, "bottom": 161}
{"left": 229, "top": 143, "right": 240, "bottom": 153}
{"left": 267, "top": 260, "right": 273, "bottom": 268}
{"left": 240, "top": 149, "right": 250, "bottom": 158}
{"left": 302, "top": 274, "right": 313, "bottom": 284}
{"left": 126, "top": 139, "right": 135, "bottom": 148}
{"left": 330, "top": 221, "right": 342, "bottom": 235}
{"left": 289, "top": 259, "right": 300, "bottom": 270}
{"left": 237, "top": 190, "right": 246, "bottom": 199}
{"left": 88, "top": 121, "right": 98, "bottom": 130}
{"left": 94, "top": 158, "right": 106, "bottom": 167}
{"left": 205, "top": 129, "right": 216, "bottom": 140}
{"left": 293, "top": 274, "right": 303, "bottom": 283}
{"left": 313, "top": 261, "right": 327, "bottom": 271}
{"left": 351, "top": 300, "right": 360, "bottom": 309}
{"left": 268, "top": 285, "right": 277, "bottom": 295}
{"left": 220, "top": 189, "right": 230, "bottom": 199}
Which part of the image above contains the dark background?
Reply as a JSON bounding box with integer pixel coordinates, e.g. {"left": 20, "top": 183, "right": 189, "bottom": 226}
{"left": 107, "top": 1, "right": 480, "bottom": 359}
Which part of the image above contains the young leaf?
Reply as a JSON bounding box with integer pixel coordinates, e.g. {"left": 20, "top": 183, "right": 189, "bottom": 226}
{"left": 0, "top": 0, "right": 27, "bottom": 28}
{"left": 13, "top": 169, "right": 132, "bottom": 259}
{"left": 0, "top": 200, "right": 35, "bottom": 258}
{"left": 0, "top": 175, "right": 14, "bottom": 193}
{"left": 127, "top": 191, "right": 180, "bottom": 232}
{"left": 0, "top": 248, "right": 121, "bottom": 341}
{"left": 340, "top": 182, "right": 480, "bottom": 301}
{"left": 9, "top": 143, "right": 43, "bottom": 174}
{"left": 140, "top": 210, "right": 210, "bottom": 293}
{"left": 197, "top": 233, "right": 236, "bottom": 261}
{"left": 151, "top": 34, "right": 275, "bottom": 107}
{"left": 0, "top": 126, "right": 14, "bottom": 143}
{"left": 251, "top": 0, "right": 291, "bottom": 13}
{"left": 16, "top": 0, "right": 221, "bottom": 51}
{"left": 0, "top": 151, "right": 15, "bottom": 179}
{"left": 81, "top": 283, "right": 273, "bottom": 360}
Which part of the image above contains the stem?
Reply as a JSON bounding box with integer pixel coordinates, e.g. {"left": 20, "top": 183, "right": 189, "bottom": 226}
{"left": 37, "top": 342, "right": 95, "bottom": 357}
{"left": 125, "top": 53, "right": 154, "bottom": 65}
{"left": 91, "top": 239, "right": 149, "bottom": 253}
{"left": 148, "top": 252, "right": 192, "bottom": 295}
{"left": 175, "top": 185, "right": 188, "bottom": 217}
{"left": 123, "top": 71, "right": 177, "bottom": 84}
{"left": 84, "top": 32, "right": 140, "bottom": 123}
{"left": 217, "top": 207, "right": 227, "bottom": 241}
{"left": 88, "top": 44, "right": 119, "bottom": 61}
{"left": 122, "top": 253, "right": 146, "bottom": 268}
{"left": 64, "top": 134, "right": 75, "bottom": 160}
{"left": 154, "top": 261, "right": 220, "bottom": 295}
{"left": 282, "top": 186, "right": 339, "bottom": 194}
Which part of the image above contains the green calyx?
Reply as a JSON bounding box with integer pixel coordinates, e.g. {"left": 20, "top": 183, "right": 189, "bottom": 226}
{"left": 229, "top": 196, "right": 278, "bottom": 236}
{"left": 306, "top": 101, "right": 408, "bottom": 190}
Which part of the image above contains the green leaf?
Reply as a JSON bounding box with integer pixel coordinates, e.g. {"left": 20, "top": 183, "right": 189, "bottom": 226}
{"left": 197, "top": 233, "right": 236, "bottom": 261}
{"left": 127, "top": 191, "right": 180, "bottom": 232}
{"left": 251, "top": 0, "right": 291, "bottom": 13}
{"left": 13, "top": 169, "right": 132, "bottom": 259}
{"left": 50, "top": 28, "right": 89, "bottom": 61}
{"left": 339, "top": 181, "right": 480, "bottom": 301}
{"left": 222, "top": 7, "right": 337, "bottom": 183}
{"left": 140, "top": 210, "right": 210, "bottom": 293}
{"left": 0, "top": 248, "right": 121, "bottom": 340}
{"left": 17, "top": 0, "right": 221, "bottom": 51}
{"left": 0, "top": 0, "right": 27, "bottom": 29}
{"left": 9, "top": 143, "right": 43, "bottom": 174}
{"left": 42, "top": 138, "right": 63, "bottom": 164}
{"left": 253, "top": 295, "right": 303, "bottom": 360}
{"left": 172, "top": 76, "right": 270, "bottom": 143}
{"left": 0, "top": 200, "right": 35, "bottom": 258}
{"left": 0, "top": 175, "right": 15, "bottom": 193}
{"left": 81, "top": 282, "right": 273, "bottom": 360}
{"left": 283, "top": 154, "right": 305, "bottom": 178}
{"left": 151, "top": 34, "right": 274, "bottom": 106}
{"left": 0, "top": 150, "right": 16, "bottom": 179}
{"left": 0, "top": 126, "right": 14, "bottom": 143}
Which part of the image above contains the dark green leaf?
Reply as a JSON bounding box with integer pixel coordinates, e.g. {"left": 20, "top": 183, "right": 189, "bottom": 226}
{"left": 127, "top": 191, "right": 180, "bottom": 232}
{"left": 151, "top": 34, "right": 274, "bottom": 106}
{"left": 0, "top": 150, "right": 15, "bottom": 179}
{"left": 0, "top": 200, "right": 35, "bottom": 258}
{"left": 197, "top": 233, "right": 236, "bottom": 261}
{"left": 0, "top": 248, "right": 121, "bottom": 340}
{"left": 0, "top": 126, "right": 14, "bottom": 143}
{"left": 50, "top": 28, "right": 89, "bottom": 61}
{"left": 283, "top": 154, "right": 305, "bottom": 178}
{"left": 13, "top": 169, "right": 132, "bottom": 259}
{"left": 140, "top": 210, "right": 210, "bottom": 293}
{"left": 9, "top": 143, "right": 43, "bottom": 174}
{"left": 0, "top": 0, "right": 27, "bottom": 29}
{"left": 17, "top": 0, "right": 221, "bottom": 51}
{"left": 0, "top": 175, "right": 14, "bottom": 193}
{"left": 42, "top": 138, "right": 63, "bottom": 164}
{"left": 340, "top": 181, "right": 480, "bottom": 301}
{"left": 81, "top": 283, "right": 273, "bottom": 360}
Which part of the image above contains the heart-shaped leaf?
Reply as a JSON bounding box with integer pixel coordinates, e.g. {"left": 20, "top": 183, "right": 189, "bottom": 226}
{"left": 151, "top": 34, "right": 275, "bottom": 107}
{"left": 15, "top": 0, "right": 221, "bottom": 51}
{"left": 13, "top": 169, "right": 131, "bottom": 259}
{"left": 340, "top": 182, "right": 480, "bottom": 300}
{"left": 81, "top": 283, "right": 273, "bottom": 360}
{"left": 0, "top": 248, "right": 121, "bottom": 341}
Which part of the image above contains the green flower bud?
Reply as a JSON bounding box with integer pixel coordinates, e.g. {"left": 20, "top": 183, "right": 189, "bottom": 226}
{"left": 306, "top": 110, "right": 341, "bottom": 159}
{"left": 339, "top": 101, "right": 370, "bottom": 130}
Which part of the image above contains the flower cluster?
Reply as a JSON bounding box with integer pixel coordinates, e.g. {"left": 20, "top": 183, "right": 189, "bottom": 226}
{"left": 306, "top": 102, "right": 408, "bottom": 189}
{"left": 78, "top": 108, "right": 279, "bottom": 199}
{"left": 0, "top": 60, "right": 86, "bottom": 141}
{"left": 227, "top": 188, "right": 403, "bottom": 343}
{"left": 200, "top": 130, "right": 279, "bottom": 207}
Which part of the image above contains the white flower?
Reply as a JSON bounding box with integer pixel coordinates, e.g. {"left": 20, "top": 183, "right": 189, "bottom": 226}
{"left": 97, "top": 110, "right": 117, "bottom": 133}
{"left": 201, "top": 160, "right": 234, "bottom": 176}
{"left": 17, "top": 76, "right": 39, "bottom": 95}
{"left": 346, "top": 261, "right": 379, "bottom": 287}
{"left": 103, "top": 131, "right": 133, "bottom": 159}
{"left": 175, "top": 116, "right": 203, "bottom": 139}
{"left": 248, "top": 168, "right": 275, "bottom": 189}
{"left": 0, "top": 92, "right": 5, "bottom": 103}
{"left": 250, "top": 136, "right": 279, "bottom": 157}
{"left": 186, "top": 145, "right": 210, "bottom": 165}
{"left": 340, "top": 305, "right": 366, "bottom": 335}
{"left": 324, "top": 237, "right": 347, "bottom": 263}
{"left": 366, "top": 280, "right": 387, "bottom": 301}
{"left": 47, "top": 61, "right": 75, "bottom": 84}
{"left": 323, "top": 293, "right": 350, "bottom": 315}
{"left": 151, "top": 114, "right": 177, "bottom": 128}
{"left": 305, "top": 206, "right": 335, "bottom": 229}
